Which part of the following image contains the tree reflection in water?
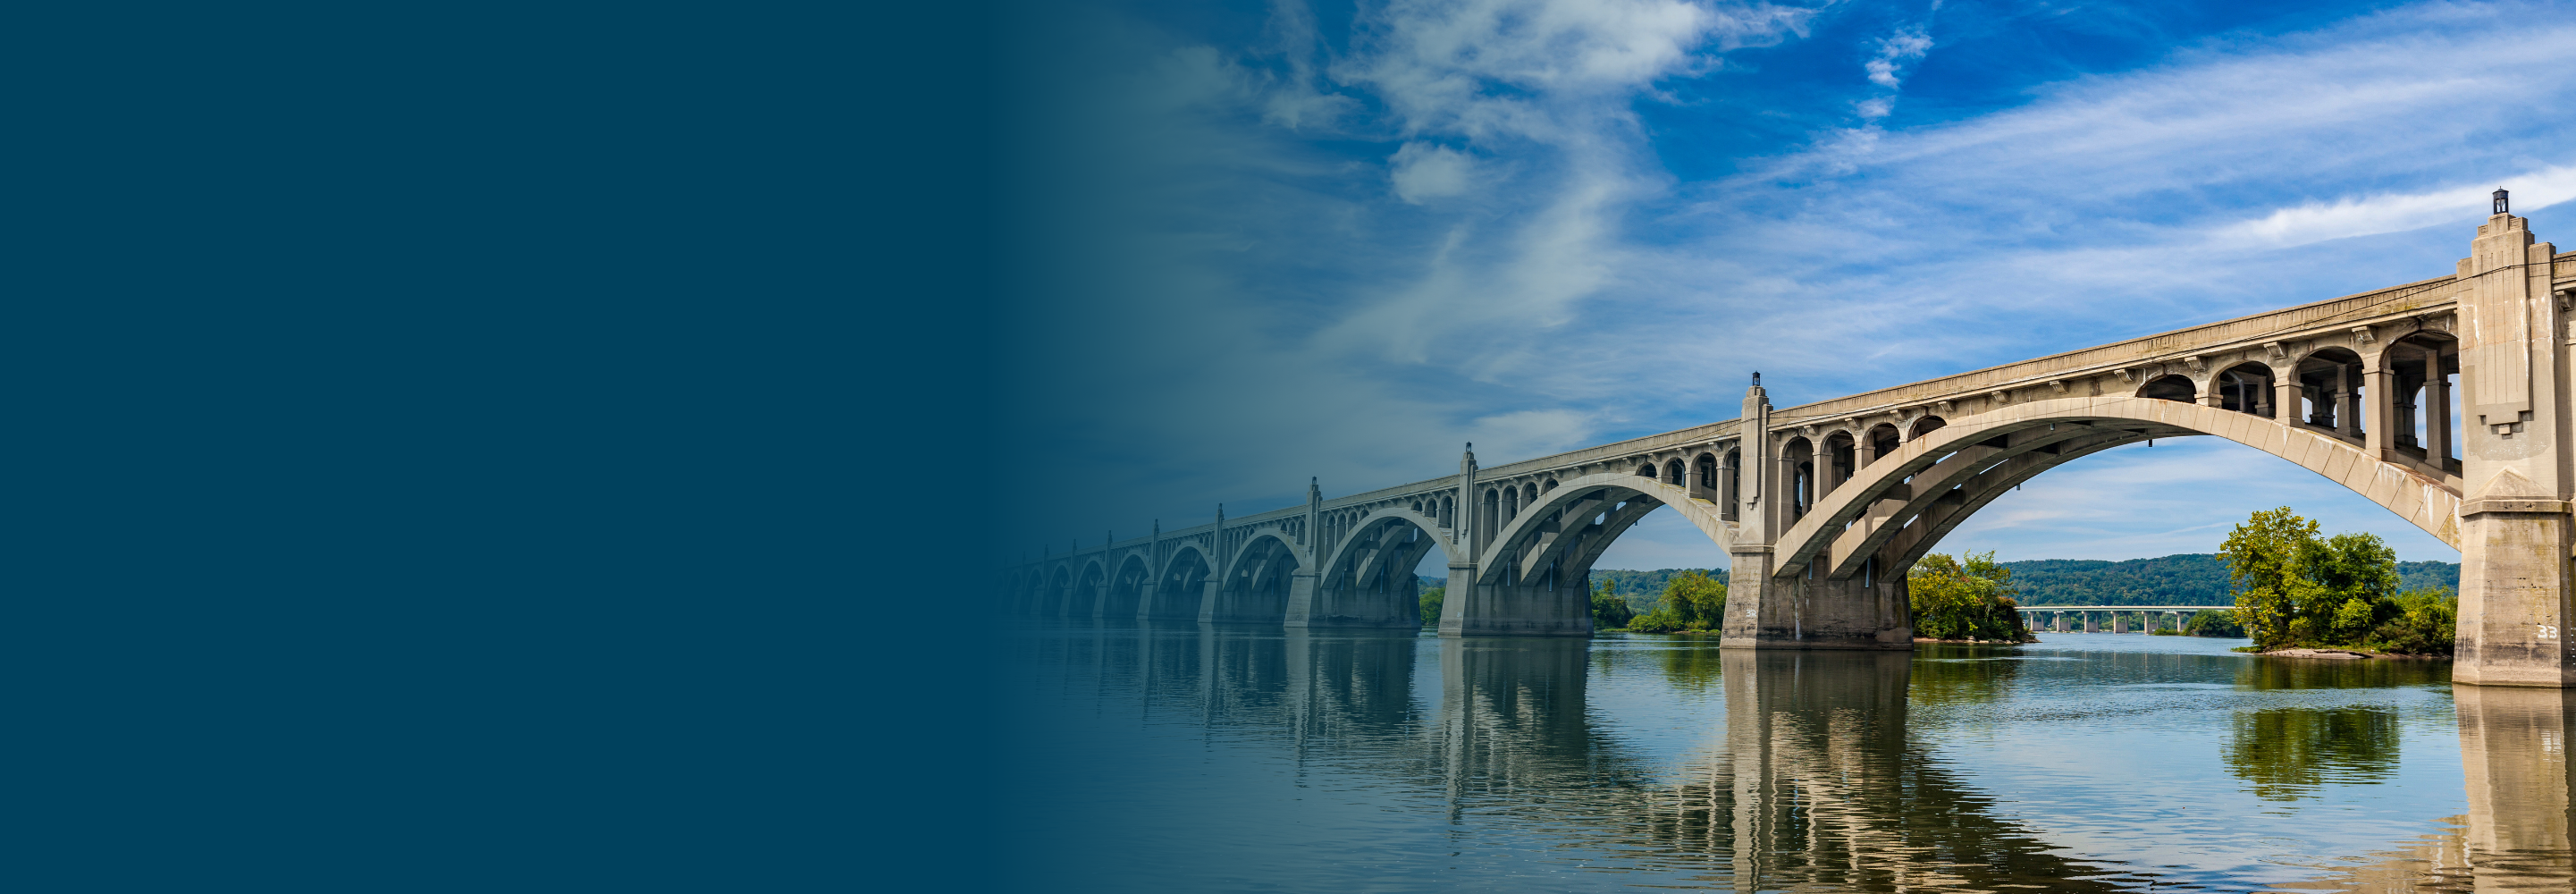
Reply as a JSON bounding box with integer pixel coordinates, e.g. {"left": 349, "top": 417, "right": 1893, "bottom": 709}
{"left": 2222, "top": 706, "right": 2403, "bottom": 800}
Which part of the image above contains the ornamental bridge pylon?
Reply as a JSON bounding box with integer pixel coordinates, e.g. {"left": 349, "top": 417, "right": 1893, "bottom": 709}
{"left": 1009, "top": 198, "right": 2576, "bottom": 687}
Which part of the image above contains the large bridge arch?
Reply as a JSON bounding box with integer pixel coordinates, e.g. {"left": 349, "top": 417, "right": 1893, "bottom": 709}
{"left": 1292, "top": 508, "right": 1449, "bottom": 629}
{"left": 1206, "top": 532, "right": 1300, "bottom": 624}
{"left": 1145, "top": 542, "right": 1214, "bottom": 621}
{"left": 1772, "top": 395, "right": 2462, "bottom": 589}
{"left": 1430, "top": 474, "right": 1738, "bottom": 637}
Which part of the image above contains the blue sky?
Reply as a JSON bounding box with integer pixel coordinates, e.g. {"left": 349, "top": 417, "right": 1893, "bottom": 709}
{"left": 995, "top": 0, "right": 2576, "bottom": 572}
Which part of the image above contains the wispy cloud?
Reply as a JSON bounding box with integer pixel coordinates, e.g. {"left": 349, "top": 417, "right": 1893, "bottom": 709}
{"left": 2217, "top": 164, "right": 2576, "bottom": 247}
{"left": 1864, "top": 27, "right": 1930, "bottom": 89}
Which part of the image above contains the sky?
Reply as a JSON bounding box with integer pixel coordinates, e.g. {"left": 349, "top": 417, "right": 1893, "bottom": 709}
{"left": 993, "top": 0, "right": 2576, "bottom": 573}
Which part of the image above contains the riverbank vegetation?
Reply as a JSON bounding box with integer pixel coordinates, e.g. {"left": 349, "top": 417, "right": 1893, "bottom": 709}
{"left": 1418, "top": 586, "right": 1443, "bottom": 626}
{"left": 2182, "top": 608, "right": 2245, "bottom": 637}
{"left": 1623, "top": 570, "right": 1727, "bottom": 633}
{"left": 2220, "top": 507, "right": 2456, "bottom": 655}
{"left": 1590, "top": 581, "right": 1637, "bottom": 629}
{"left": 1909, "top": 552, "right": 2034, "bottom": 642}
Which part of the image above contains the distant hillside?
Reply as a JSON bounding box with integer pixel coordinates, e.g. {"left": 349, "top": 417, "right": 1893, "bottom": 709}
{"left": 1999, "top": 554, "right": 2458, "bottom": 606}
{"left": 2003, "top": 555, "right": 2231, "bottom": 605}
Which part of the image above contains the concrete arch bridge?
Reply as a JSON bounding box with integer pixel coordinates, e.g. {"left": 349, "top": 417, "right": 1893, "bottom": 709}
{"left": 1011, "top": 206, "right": 2576, "bottom": 687}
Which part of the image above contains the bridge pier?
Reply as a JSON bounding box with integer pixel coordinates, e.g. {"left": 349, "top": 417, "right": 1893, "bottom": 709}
{"left": 1721, "top": 549, "right": 1912, "bottom": 649}
{"left": 2454, "top": 210, "right": 2576, "bottom": 687}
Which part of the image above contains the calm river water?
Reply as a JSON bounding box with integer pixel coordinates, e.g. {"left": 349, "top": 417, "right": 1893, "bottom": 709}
{"left": 1001, "top": 625, "right": 2574, "bottom": 892}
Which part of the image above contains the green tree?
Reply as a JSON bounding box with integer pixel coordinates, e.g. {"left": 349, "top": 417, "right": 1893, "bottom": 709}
{"left": 2219, "top": 507, "right": 2443, "bottom": 653}
{"left": 2220, "top": 507, "right": 2325, "bottom": 649}
{"left": 1629, "top": 569, "right": 1726, "bottom": 633}
{"left": 1590, "top": 579, "right": 1637, "bottom": 629}
{"left": 1908, "top": 551, "right": 2031, "bottom": 641}
{"left": 1418, "top": 586, "right": 1444, "bottom": 627}
{"left": 2183, "top": 608, "right": 2245, "bottom": 637}
{"left": 2367, "top": 586, "right": 2456, "bottom": 654}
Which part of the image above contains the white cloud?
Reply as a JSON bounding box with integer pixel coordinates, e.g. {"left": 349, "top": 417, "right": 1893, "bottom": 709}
{"left": 1864, "top": 27, "right": 1930, "bottom": 89}
{"left": 2218, "top": 163, "right": 2576, "bottom": 247}
{"left": 1389, "top": 142, "right": 1476, "bottom": 203}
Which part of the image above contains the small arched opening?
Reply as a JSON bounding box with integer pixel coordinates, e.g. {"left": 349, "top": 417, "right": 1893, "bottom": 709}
{"left": 1722, "top": 449, "right": 1742, "bottom": 521}
{"left": 2139, "top": 374, "right": 2195, "bottom": 402}
{"left": 1866, "top": 424, "right": 1900, "bottom": 465}
{"left": 1694, "top": 452, "right": 1719, "bottom": 500}
{"left": 2216, "top": 361, "right": 2274, "bottom": 416}
{"left": 1911, "top": 416, "right": 1947, "bottom": 440}
{"left": 2389, "top": 332, "right": 2459, "bottom": 468}
{"left": 1823, "top": 431, "right": 1856, "bottom": 495}
{"left": 2294, "top": 347, "right": 2366, "bottom": 438}
{"left": 1782, "top": 436, "right": 1815, "bottom": 521}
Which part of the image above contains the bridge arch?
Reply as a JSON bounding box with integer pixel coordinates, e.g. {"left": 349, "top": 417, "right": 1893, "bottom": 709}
{"left": 1145, "top": 542, "right": 1214, "bottom": 620}
{"left": 1772, "top": 394, "right": 2462, "bottom": 586}
{"left": 1299, "top": 507, "right": 1447, "bottom": 629}
{"left": 1045, "top": 565, "right": 1074, "bottom": 616}
{"left": 1104, "top": 553, "right": 1149, "bottom": 618}
{"left": 1442, "top": 473, "right": 1738, "bottom": 636}
{"left": 1208, "top": 531, "right": 1301, "bottom": 623}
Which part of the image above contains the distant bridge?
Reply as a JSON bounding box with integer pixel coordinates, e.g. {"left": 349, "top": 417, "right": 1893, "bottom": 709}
{"left": 1011, "top": 197, "right": 2576, "bottom": 687}
{"left": 2016, "top": 606, "right": 2224, "bottom": 634}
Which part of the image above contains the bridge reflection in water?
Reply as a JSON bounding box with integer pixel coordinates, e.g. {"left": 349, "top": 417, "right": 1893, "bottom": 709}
{"left": 1007, "top": 623, "right": 2575, "bottom": 891}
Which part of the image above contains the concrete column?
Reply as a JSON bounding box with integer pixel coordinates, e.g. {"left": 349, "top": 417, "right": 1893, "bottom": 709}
{"left": 2275, "top": 376, "right": 2305, "bottom": 427}
{"left": 2113, "top": 612, "right": 2130, "bottom": 634}
{"left": 1283, "top": 570, "right": 1322, "bottom": 628}
{"left": 2364, "top": 356, "right": 2395, "bottom": 454}
{"left": 2084, "top": 612, "right": 2099, "bottom": 634}
{"left": 2426, "top": 358, "right": 2453, "bottom": 468}
{"left": 2334, "top": 364, "right": 2359, "bottom": 438}
{"left": 1194, "top": 576, "right": 1222, "bottom": 624}
{"left": 2454, "top": 211, "right": 2574, "bottom": 687}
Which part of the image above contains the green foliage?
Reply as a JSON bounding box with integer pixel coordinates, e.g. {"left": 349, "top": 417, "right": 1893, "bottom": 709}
{"left": 1908, "top": 552, "right": 2032, "bottom": 641}
{"left": 2218, "top": 507, "right": 2448, "bottom": 654}
{"left": 2183, "top": 608, "right": 2245, "bottom": 637}
{"left": 1589, "top": 579, "right": 1637, "bottom": 630}
{"left": 1418, "top": 586, "right": 1444, "bottom": 627}
{"left": 1592, "top": 568, "right": 1730, "bottom": 614}
{"left": 2366, "top": 587, "right": 2457, "bottom": 654}
{"left": 2221, "top": 507, "right": 2321, "bottom": 648}
{"left": 1626, "top": 569, "right": 1727, "bottom": 633}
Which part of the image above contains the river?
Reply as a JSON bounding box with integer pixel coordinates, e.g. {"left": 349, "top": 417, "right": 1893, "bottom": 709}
{"left": 999, "top": 625, "right": 2572, "bottom": 892}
